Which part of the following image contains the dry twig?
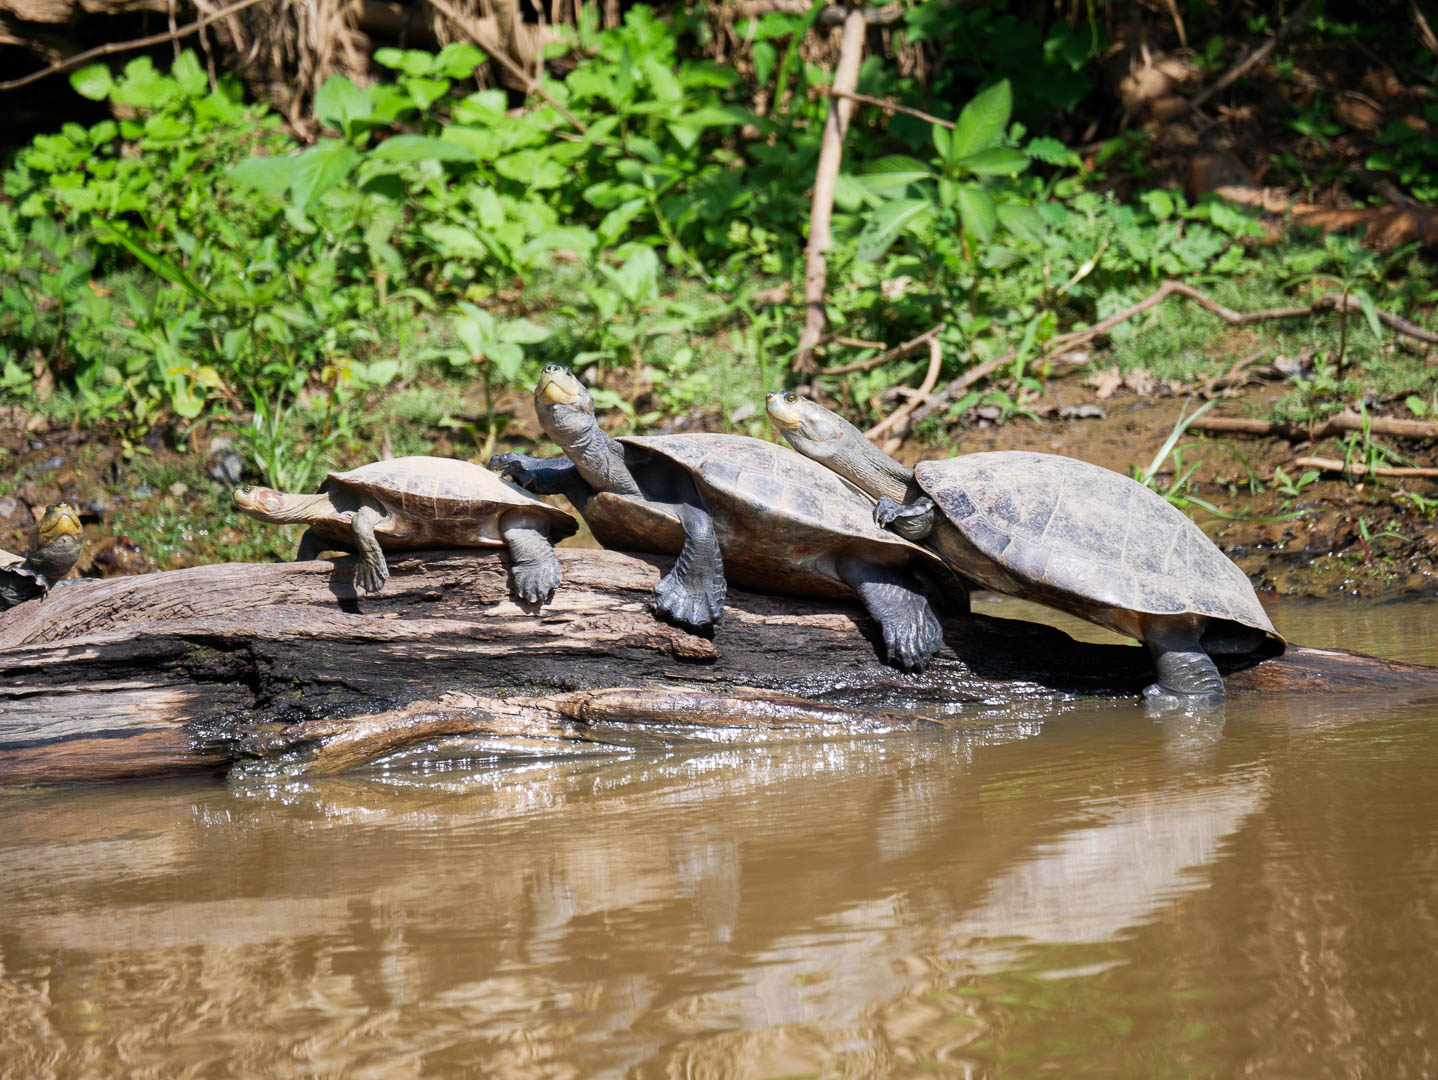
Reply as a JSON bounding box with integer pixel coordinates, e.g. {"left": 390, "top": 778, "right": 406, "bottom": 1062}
{"left": 0, "top": 0, "right": 272, "bottom": 93}
{"left": 1193, "top": 411, "right": 1438, "bottom": 442}
{"left": 823, "top": 89, "right": 956, "bottom": 129}
{"left": 821, "top": 322, "right": 946, "bottom": 376}
{"left": 869, "top": 337, "right": 943, "bottom": 452}
{"left": 1180, "top": 0, "right": 1313, "bottom": 118}
{"left": 1292, "top": 457, "right": 1438, "bottom": 479}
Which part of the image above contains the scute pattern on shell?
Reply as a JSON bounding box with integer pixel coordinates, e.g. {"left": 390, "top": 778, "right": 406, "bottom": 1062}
{"left": 622, "top": 434, "right": 903, "bottom": 547}
{"left": 328, "top": 456, "right": 574, "bottom": 533}
{"left": 916, "top": 452, "right": 1277, "bottom": 637}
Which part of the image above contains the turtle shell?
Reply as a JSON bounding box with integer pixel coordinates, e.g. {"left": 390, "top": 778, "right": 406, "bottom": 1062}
{"left": 580, "top": 434, "right": 953, "bottom": 599}
{"left": 915, "top": 452, "right": 1280, "bottom": 650}
{"left": 326, "top": 456, "right": 577, "bottom": 547}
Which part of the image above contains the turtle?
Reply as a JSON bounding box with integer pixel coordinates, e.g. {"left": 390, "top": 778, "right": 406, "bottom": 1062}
{"left": 0, "top": 501, "right": 83, "bottom": 611}
{"left": 488, "top": 365, "right": 964, "bottom": 672}
{"left": 232, "top": 456, "right": 578, "bottom": 602}
{"left": 765, "top": 391, "right": 1284, "bottom": 707}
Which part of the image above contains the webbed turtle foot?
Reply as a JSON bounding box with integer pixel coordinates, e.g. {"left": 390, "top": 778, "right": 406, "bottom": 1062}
{"left": 1141, "top": 683, "right": 1224, "bottom": 714}
{"left": 654, "top": 571, "right": 725, "bottom": 631}
{"left": 353, "top": 560, "right": 390, "bottom": 595}
{"left": 511, "top": 555, "right": 562, "bottom": 605}
{"left": 488, "top": 452, "right": 531, "bottom": 487}
{"left": 874, "top": 496, "right": 905, "bottom": 530}
{"left": 884, "top": 605, "right": 943, "bottom": 673}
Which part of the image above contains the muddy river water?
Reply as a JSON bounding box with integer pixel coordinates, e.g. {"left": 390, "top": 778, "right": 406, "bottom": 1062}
{"left": 2, "top": 599, "right": 1437, "bottom": 1076}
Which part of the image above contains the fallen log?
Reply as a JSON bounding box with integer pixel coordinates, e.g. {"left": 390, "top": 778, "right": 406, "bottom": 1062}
{"left": 2, "top": 548, "right": 1435, "bottom": 786}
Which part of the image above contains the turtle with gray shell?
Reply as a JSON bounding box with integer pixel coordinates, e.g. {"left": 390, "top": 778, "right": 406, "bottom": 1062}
{"left": 766, "top": 391, "right": 1283, "bottom": 707}
{"left": 232, "top": 456, "right": 578, "bottom": 602}
{"left": 489, "top": 365, "right": 963, "bottom": 672}
{"left": 0, "top": 502, "right": 83, "bottom": 611}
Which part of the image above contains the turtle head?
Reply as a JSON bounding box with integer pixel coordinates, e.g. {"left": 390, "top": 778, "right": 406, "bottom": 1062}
{"left": 534, "top": 365, "right": 597, "bottom": 448}
{"left": 766, "top": 390, "right": 914, "bottom": 502}
{"left": 233, "top": 485, "right": 300, "bottom": 523}
{"left": 37, "top": 502, "right": 82, "bottom": 545}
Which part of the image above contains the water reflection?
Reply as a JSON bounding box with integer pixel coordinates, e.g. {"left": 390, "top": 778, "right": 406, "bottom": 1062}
{"left": 2, "top": 601, "right": 1436, "bottom": 1076}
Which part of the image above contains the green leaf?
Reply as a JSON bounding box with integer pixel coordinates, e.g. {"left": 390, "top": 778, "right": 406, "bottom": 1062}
{"left": 854, "top": 198, "right": 929, "bottom": 262}
{"left": 172, "top": 50, "right": 207, "bottom": 95}
{"left": 70, "top": 64, "right": 113, "bottom": 101}
{"left": 367, "top": 134, "right": 477, "bottom": 164}
{"left": 858, "top": 155, "right": 934, "bottom": 195}
{"left": 289, "top": 140, "right": 358, "bottom": 211}
{"left": 957, "top": 147, "right": 1030, "bottom": 177}
{"left": 98, "top": 225, "right": 221, "bottom": 309}
{"left": 996, "top": 202, "right": 1045, "bottom": 246}
{"left": 434, "top": 42, "right": 486, "bottom": 79}
{"left": 598, "top": 198, "right": 647, "bottom": 245}
{"left": 228, "top": 154, "right": 300, "bottom": 195}
{"left": 495, "top": 149, "right": 568, "bottom": 189}
{"left": 1024, "top": 136, "right": 1082, "bottom": 168}
{"left": 423, "top": 223, "right": 488, "bottom": 259}
{"left": 498, "top": 319, "right": 551, "bottom": 344}
{"left": 956, "top": 184, "right": 997, "bottom": 242}
{"left": 1354, "top": 290, "right": 1385, "bottom": 343}
{"left": 951, "top": 80, "right": 1012, "bottom": 159}
{"left": 313, "top": 75, "right": 372, "bottom": 137}
{"left": 404, "top": 76, "right": 451, "bottom": 110}
{"left": 1405, "top": 395, "right": 1428, "bottom": 418}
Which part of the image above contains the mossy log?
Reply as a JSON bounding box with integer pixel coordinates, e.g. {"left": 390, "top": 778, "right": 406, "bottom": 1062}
{"left": 2, "top": 548, "right": 1435, "bottom": 786}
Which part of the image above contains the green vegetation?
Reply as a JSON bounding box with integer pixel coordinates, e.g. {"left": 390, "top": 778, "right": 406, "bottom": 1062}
{"left": 1, "top": 3, "right": 1435, "bottom": 567}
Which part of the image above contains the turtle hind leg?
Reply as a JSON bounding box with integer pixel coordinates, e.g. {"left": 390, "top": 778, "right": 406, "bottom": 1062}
{"left": 499, "top": 509, "right": 563, "bottom": 605}
{"left": 1142, "top": 616, "right": 1225, "bottom": 710}
{"left": 654, "top": 500, "right": 726, "bottom": 631}
{"left": 348, "top": 506, "right": 390, "bottom": 594}
{"left": 837, "top": 554, "right": 943, "bottom": 673}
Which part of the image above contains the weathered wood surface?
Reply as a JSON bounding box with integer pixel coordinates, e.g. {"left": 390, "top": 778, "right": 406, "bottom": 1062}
{"left": 2, "top": 548, "right": 1435, "bottom": 785}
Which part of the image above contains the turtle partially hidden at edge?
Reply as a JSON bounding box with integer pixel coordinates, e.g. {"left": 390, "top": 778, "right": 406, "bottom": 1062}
{"left": 233, "top": 456, "right": 578, "bottom": 602}
{"left": 0, "top": 502, "right": 83, "bottom": 611}
{"left": 766, "top": 391, "right": 1284, "bottom": 707}
{"left": 490, "top": 366, "right": 964, "bottom": 672}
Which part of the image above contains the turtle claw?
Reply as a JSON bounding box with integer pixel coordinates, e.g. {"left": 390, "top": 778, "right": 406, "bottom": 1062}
{"left": 511, "top": 555, "right": 562, "bottom": 604}
{"left": 884, "top": 606, "right": 943, "bottom": 673}
{"left": 353, "top": 560, "right": 389, "bottom": 595}
{"left": 654, "top": 571, "right": 725, "bottom": 631}
{"left": 874, "top": 496, "right": 904, "bottom": 530}
{"left": 1142, "top": 683, "right": 1224, "bottom": 714}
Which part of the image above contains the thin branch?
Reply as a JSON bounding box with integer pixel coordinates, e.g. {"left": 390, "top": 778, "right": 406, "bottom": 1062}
{"left": 869, "top": 337, "right": 943, "bottom": 451}
{"left": 1179, "top": 0, "right": 1313, "bottom": 117}
{"left": 1194, "top": 411, "right": 1438, "bottom": 442}
{"left": 794, "top": 3, "right": 867, "bottom": 373}
{"left": 0, "top": 0, "right": 273, "bottom": 93}
{"left": 820, "top": 322, "right": 946, "bottom": 375}
{"left": 1293, "top": 456, "right": 1438, "bottom": 479}
{"left": 823, "top": 88, "right": 955, "bottom": 129}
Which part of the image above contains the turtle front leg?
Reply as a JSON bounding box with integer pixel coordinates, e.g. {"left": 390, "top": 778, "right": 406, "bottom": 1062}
{"left": 875, "top": 495, "right": 938, "bottom": 543}
{"left": 655, "top": 501, "right": 726, "bottom": 631}
{"left": 499, "top": 508, "right": 563, "bottom": 605}
{"left": 347, "top": 505, "right": 389, "bottom": 594}
{"left": 836, "top": 554, "right": 943, "bottom": 672}
{"left": 489, "top": 453, "right": 595, "bottom": 507}
{"left": 1142, "top": 616, "right": 1225, "bottom": 710}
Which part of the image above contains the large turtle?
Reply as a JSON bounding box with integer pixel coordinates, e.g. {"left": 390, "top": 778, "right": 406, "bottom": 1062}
{"left": 488, "top": 366, "right": 962, "bottom": 672}
{"left": 766, "top": 391, "right": 1283, "bottom": 706}
{"left": 232, "top": 456, "right": 578, "bottom": 602}
{"left": 0, "top": 502, "right": 83, "bottom": 611}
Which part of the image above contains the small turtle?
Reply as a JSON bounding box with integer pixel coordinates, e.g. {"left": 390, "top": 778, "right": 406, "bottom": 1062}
{"left": 766, "top": 391, "right": 1283, "bottom": 706}
{"left": 489, "top": 366, "right": 962, "bottom": 672}
{"left": 232, "top": 456, "right": 578, "bottom": 602}
{"left": 0, "top": 502, "right": 83, "bottom": 611}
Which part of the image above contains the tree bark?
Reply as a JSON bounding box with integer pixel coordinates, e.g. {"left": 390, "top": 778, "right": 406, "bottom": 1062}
{"left": 2, "top": 548, "right": 1434, "bottom": 786}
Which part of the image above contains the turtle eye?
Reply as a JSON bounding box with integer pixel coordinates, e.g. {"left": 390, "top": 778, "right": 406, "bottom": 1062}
{"left": 785, "top": 392, "right": 797, "bottom": 403}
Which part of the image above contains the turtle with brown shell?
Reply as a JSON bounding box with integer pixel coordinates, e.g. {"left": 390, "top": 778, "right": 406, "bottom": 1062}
{"left": 489, "top": 366, "right": 964, "bottom": 672}
{"left": 233, "top": 456, "right": 577, "bottom": 603}
{"left": 766, "top": 391, "right": 1283, "bottom": 707}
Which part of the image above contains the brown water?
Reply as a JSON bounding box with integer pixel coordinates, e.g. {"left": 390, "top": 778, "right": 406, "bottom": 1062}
{"left": 3, "top": 599, "right": 1437, "bottom": 1077}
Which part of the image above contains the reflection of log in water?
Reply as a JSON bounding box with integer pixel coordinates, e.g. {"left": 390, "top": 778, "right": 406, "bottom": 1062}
{"left": 2, "top": 549, "right": 1436, "bottom": 785}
